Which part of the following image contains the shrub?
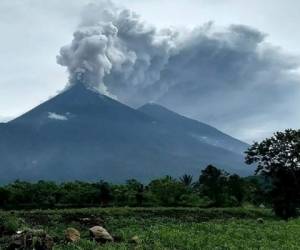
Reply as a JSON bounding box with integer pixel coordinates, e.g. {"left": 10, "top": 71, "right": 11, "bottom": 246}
{"left": 0, "top": 213, "right": 22, "bottom": 235}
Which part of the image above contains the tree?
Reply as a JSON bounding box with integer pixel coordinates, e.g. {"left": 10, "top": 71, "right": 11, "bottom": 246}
{"left": 245, "top": 129, "right": 300, "bottom": 219}
{"left": 97, "top": 181, "right": 113, "bottom": 206}
{"left": 6, "top": 180, "right": 34, "bottom": 207}
{"left": 149, "top": 176, "right": 187, "bottom": 206}
{"left": 136, "top": 184, "right": 145, "bottom": 207}
{"left": 126, "top": 179, "right": 144, "bottom": 206}
{"left": 227, "top": 174, "right": 245, "bottom": 205}
{"left": 243, "top": 176, "right": 271, "bottom": 206}
{"left": 199, "top": 165, "right": 228, "bottom": 206}
{"left": 32, "top": 181, "right": 59, "bottom": 208}
{"left": 0, "top": 187, "right": 10, "bottom": 207}
{"left": 179, "top": 174, "right": 193, "bottom": 187}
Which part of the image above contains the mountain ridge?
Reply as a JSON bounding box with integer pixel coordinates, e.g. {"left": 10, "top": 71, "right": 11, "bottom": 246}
{"left": 138, "top": 103, "right": 248, "bottom": 155}
{"left": 0, "top": 84, "right": 253, "bottom": 183}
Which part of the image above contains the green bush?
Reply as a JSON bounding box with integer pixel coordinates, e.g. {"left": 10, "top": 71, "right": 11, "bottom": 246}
{"left": 0, "top": 213, "right": 22, "bottom": 235}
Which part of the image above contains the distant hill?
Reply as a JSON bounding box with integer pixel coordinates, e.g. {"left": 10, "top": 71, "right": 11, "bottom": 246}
{"left": 0, "top": 84, "right": 252, "bottom": 183}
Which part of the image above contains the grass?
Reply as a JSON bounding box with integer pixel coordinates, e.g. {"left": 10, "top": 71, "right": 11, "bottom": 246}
{"left": 1, "top": 207, "right": 300, "bottom": 249}
{"left": 53, "top": 218, "right": 300, "bottom": 250}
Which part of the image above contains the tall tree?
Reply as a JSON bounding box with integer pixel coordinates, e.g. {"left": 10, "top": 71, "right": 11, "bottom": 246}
{"left": 199, "top": 165, "right": 228, "bottom": 206}
{"left": 0, "top": 187, "right": 9, "bottom": 207}
{"left": 245, "top": 129, "right": 300, "bottom": 219}
{"left": 97, "top": 181, "right": 113, "bottom": 206}
{"left": 227, "top": 174, "right": 245, "bottom": 205}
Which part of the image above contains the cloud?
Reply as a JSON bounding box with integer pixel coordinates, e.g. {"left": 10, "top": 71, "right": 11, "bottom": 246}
{"left": 57, "top": 1, "right": 300, "bottom": 142}
{"left": 48, "top": 112, "right": 68, "bottom": 121}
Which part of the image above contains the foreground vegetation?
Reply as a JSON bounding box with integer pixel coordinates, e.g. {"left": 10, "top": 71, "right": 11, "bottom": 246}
{"left": 53, "top": 218, "right": 300, "bottom": 250}
{"left": 1, "top": 207, "right": 300, "bottom": 249}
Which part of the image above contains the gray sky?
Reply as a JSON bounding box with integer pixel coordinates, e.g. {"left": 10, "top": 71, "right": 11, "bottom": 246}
{"left": 1, "top": 0, "right": 300, "bottom": 142}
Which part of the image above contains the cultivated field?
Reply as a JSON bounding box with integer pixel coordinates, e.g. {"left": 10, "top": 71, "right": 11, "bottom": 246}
{"left": 1, "top": 208, "right": 299, "bottom": 249}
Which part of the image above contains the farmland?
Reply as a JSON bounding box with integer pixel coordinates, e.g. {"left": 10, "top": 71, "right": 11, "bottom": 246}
{"left": 1, "top": 207, "right": 299, "bottom": 249}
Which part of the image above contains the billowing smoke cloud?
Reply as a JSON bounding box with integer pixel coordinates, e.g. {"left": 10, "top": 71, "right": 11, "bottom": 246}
{"left": 57, "top": 1, "right": 176, "bottom": 96}
{"left": 57, "top": 1, "right": 300, "bottom": 142}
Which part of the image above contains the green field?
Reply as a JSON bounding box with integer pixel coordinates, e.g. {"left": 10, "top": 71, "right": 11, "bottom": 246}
{"left": 1, "top": 208, "right": 299, "bottom": 249}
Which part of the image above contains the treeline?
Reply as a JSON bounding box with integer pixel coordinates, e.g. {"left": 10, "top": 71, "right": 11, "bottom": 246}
{"left": 0, "top": 165, "right": 270, "bottom": 209}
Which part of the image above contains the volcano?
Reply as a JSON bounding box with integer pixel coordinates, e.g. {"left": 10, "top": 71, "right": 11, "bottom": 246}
{"left": 0, "top": 84, "right": 252, "bottom": 183}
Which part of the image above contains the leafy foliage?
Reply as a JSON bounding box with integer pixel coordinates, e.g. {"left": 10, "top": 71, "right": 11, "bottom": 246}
{"left": 245, "top": 129, "right": 300, "bottom": 174}
{"left": 0, "top": 166, "right": 269, "bottom": 210}
{"left": 246, "top": 129, "right": 300, "bottom": 219}
{"left": 179, "top": 174, "right": 193, "bottom": 187}
{"left": 198, "top": 165, "right": 228, "bottom": 206}
{"left": 0, "top": 214, "right": 23, "bottom": 235}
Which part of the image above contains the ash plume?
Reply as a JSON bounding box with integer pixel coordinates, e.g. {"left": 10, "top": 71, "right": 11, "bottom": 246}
{"left": 56, "top": 1, "right": 176, "bottom": 96}
{"left": 57, "top": 1, "right": 300, "bottom": 141}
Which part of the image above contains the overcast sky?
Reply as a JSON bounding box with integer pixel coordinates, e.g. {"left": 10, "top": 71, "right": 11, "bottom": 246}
{"left": 1, "top": 0, "right": 300, "bottom": 142}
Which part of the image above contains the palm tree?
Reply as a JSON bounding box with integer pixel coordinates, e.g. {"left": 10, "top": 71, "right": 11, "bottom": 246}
{"left": 179, "top": 174, "right": 193, "bottom": 187}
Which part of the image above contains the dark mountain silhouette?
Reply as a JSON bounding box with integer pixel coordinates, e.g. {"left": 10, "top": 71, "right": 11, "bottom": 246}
{"left": 0, "top": 84, "right": 252, "bottom": 183}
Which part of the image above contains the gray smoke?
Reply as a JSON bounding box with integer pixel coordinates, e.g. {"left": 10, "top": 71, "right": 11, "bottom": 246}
{"left": 57, "top": 1, "right": 300, "bottom": 141}
{"left": 57, "top": 2, "right": 176, "bottom": 97}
